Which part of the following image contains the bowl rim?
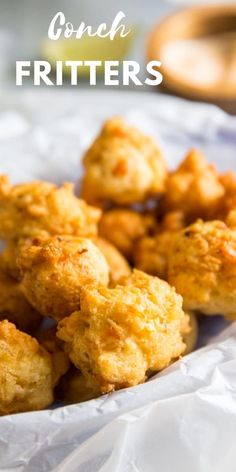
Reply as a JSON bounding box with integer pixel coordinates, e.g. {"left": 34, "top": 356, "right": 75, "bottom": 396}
{"left": 147, "top": 4, "right": 236, "bottom": 101}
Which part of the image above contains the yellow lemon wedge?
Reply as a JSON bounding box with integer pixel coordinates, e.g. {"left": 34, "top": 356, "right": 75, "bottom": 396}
{"left": 40, "top": 33, "right": 135, "bottom": 76}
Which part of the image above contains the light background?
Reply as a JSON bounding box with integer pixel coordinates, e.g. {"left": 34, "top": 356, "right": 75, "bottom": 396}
{"left": 1, "top": 0, "right": 235, "bottom": 89}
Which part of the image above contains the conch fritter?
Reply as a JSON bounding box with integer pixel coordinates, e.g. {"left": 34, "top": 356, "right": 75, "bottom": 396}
{"left": 161, "top": 149, "right": 224, "bottom": 221}
{"left": 94, "top": 237, "right": 131, "bottom": 285}
{"left": 98, "top": 208, "right": 157, "bottom": 260}
{"left": 1, "top": 238, "right": 33, "bottom": 281}
{"left": 81, "top": 117, "right": 167, "bottom": 205}
{"left": 57, "top": 270, "right": 188, "bottom": 394}
{"left": 0, "top": 176, "right": 101, "bottom": 240}
{"left": 37, "top": 326, "right": 70, "bottom": 385}
{"left": 18, "top": 236, "right": 109, "bottom": 320}
{"left": 226, "top": 210, "right": 236, "bottom": 229}
{"left": 218, "top": 171, "right": 236, "bottom": 218}
{"left": 57, "top": 367, "right": 100, "bottom": 404}
{"left": 134, "top": 211, "right": 185, "bottom": 279}
{"left": 0, "top": 262, "right": 41, "bottom": 333}
{"left": 0, "top": 320, "right": 54, "bottom": 415}
{"left": 168, "top": 220, "right": 236, "bottom": 318}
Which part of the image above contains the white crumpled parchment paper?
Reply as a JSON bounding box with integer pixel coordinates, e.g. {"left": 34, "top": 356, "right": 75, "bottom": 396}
{"left": 0, "top": 89, "right": 236, "bottom": 472}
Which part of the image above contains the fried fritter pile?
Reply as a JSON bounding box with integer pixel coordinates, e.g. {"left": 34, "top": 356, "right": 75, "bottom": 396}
{"left": 0, "top": 174, "right": 110, "bottom": 414}
{"left": 4, "top": 116, "right": 236, "bottom": 413}
{"left": 81, "top": 117, "right": 167, "bottom": 206}
{"left": 57, "top": 270, "right": 188, "bottom": 394}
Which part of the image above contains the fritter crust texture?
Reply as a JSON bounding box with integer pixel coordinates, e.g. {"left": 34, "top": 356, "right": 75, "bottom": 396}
{"left": 134, "top": 211, "right": 185, "bottom": 279}
{"left": 57, "top": 270, "right": 187, "bottom": 393}
{"left": 37, "top": 326, "right": 70, "bottom": 386}
{"left": 98, "top": 208, "right": 157, "bottom": 260}
{"left": 94, "top": 237, "right": 131, "bottom": 285}
{"left": 18, "top": 236, "right": 109, "bottom": 320}
{"left": 0, "top": 261, "right": 41, "bottom": 333}
{"left": 81, "top": 117, "right": 167, "bottom": 205}
{"left": 161, "top": 149, "right": 224, "bottom": 221}
{"left": 218, "top": 172, "right": 236, "bottom": 219}
{"left": 0, "top": 320, "right": 54, "bottom": 415}
{"left": 57, "top": 368, "right": 100, "bottom": 404}
{"left": 1, "top": 238, "right": 33, "bottom": 280}
{"left": 168, "top": 220, "right": 236, "bottom": 318}
{"left": 0, "top": 176, "right": 101, "bottom": 240}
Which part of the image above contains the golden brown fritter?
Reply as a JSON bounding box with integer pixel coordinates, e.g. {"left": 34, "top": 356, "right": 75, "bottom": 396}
{"left": 36, "top": 326, "right": 70, "bottom": 385}
{"left": 57, "top": 270, "right": 187, "bottom": 394}
{"left": 6, "top": 235, "right": 128, "bottom": 287}
{"left": 168, "top": 220, "right": 236, "bottom": 318}
{"left": 0, "top": 320, "right": 54, "bottom": 415}
{"left": 18, "top": 236, "right": 109, "bottom": 320}
{"left": 134, "top": 234, "right": 173, "bottom": 280}
{"left": 134, "top": 211, "right": 185, "bottom": 279}
{"left": 1, "top": 239, "right": 23, "bottom": 280}
{"left": 0, "top": 262, "right": 41, "bottom": 333}
{"left": 81, "top": 117, "right": 167, "bottom": 206}
{"left": 225, "top": 210, "right": 236, "bottom": 229}
{"left": 1, "top": 238, "right": 34, "bottom": 281}
{"left": 161, "top": 149, "right": 224, "bottom": 221}
{"left": 161, "top": 211, "right": 186, "bottom": 232}
{"left": 94, "top": 237, "right": 131, "bottom": 286}
{"left": 57, "top": 367, "right": 100, "bottom": 404}
{"left": 98, "top": 208, "right": 157, "bottom": 260}
{"left": 182, "top": 312, "right": 198, "bottom": 355}
{"left": 218, "top": 171, "right": 236, "bottom": 218}
{"left": 0, "top": 176, "right": 101, "bottom": 240}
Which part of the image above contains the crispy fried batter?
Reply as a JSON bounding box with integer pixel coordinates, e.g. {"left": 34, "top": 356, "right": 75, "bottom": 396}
{"left": 0, "top": 261, "right": 41, "bottom": 333}
{"left": 94, "top": 237, "right": 131, "bottom": 285}
{"left": 0, "top": 176, "right": 101, "bottom": 239}
{"left": 134, "top": 211, "right": 185, "bottom": 279}
{"left": 98, "top": 208, "right": 157, "bottom": 259}
{"left": 37, "top": 326, "right": 70, "bottom": 385}
{"left": 57, "top": 270, "right": 187, "bottom": 394}
{"left": 161, "top": 149, "right": 224, "bottom": 221}
{"left": 18, "top": 236, "right": 109, "bottom": 320}
{"left": 81, "top": 117, "right": 167, "bottom": 205}
{"left": 1, "top": 238, "right": 34, "bottom": 280}
{"left": 168, "top": 220, "right": 236, "bottom": 318}
{"left": 218, "top": 172, "right": 236, "bottom": 219}
{"left": 57, "top": 367, "right": 100, "bottom": 404}
{"left": 0, "top": 320, "right": 54, "bottom": 415}
{"left": 134, "top": 234, "right": 173, "bottom": 280}
{"left": 226, "top": 210, "right": 236, "bottom": 229}
{"left": 5, "top": 234, "right": 130, "bottom": 287}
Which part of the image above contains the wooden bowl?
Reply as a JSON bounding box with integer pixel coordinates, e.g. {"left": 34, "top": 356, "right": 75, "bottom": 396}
{"left": 147, "top": 5, "right": 236, "bottom": 112}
